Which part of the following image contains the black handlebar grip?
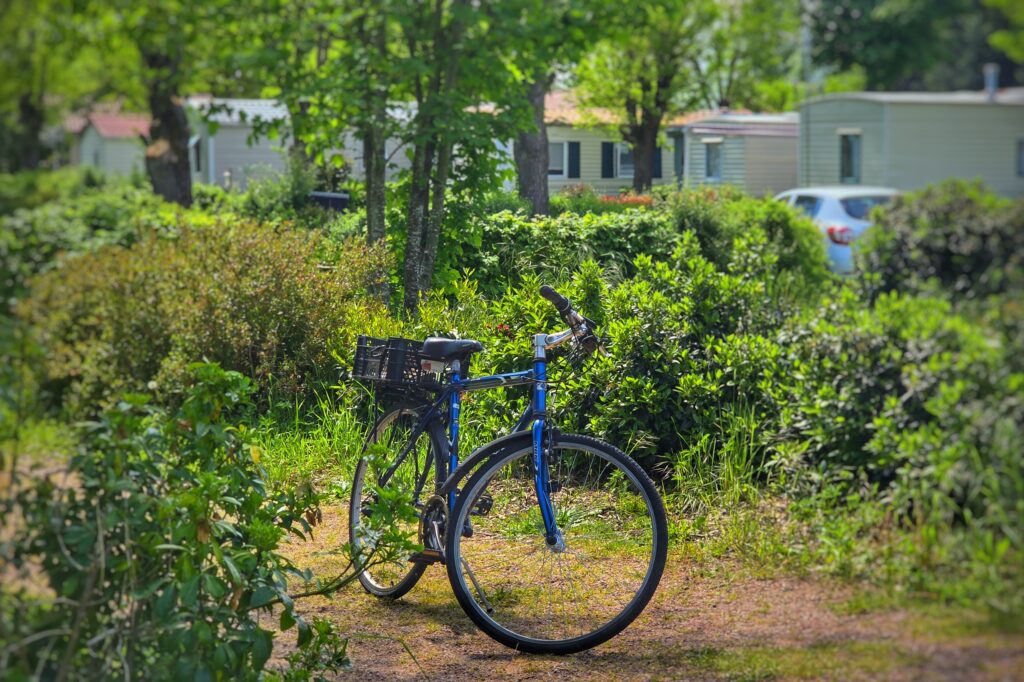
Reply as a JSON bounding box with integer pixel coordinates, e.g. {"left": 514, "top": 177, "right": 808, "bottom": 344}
{"left": 539, "top": 285, "right": 572, "bottom": 315}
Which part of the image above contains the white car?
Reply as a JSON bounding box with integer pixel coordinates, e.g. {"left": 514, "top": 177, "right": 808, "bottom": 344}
{"left": 775, "top": 186, "right": 900, "bottom": 273}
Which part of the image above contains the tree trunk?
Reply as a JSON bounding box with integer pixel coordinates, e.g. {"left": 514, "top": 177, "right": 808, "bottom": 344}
{"left": 142, "top": 53, "right": 192, "bottom": 207}
{"left": 361, "top": 13, "right": 389, "bottom": 246}
{"left": 15, "top": 93, "right": 44, "bottom": 171}
{"left": 363, "top": 129, "right": 386, "bottom": 244}
{"left": 514, "top": 78, "right": 550, "bottom": 215}
{"left": 630, "top": 115, "right": 660, "bottom": 193}
{"left": 418, "top": 140, "right": 454, "bottom": 294}
{"left": 402, "top": 137, "right": 434, "bottom": 311}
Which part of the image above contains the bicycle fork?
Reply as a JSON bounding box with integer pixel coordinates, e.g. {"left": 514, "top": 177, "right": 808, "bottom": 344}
{"left": 532, "top": 334, "right": 564, "bottom": 551}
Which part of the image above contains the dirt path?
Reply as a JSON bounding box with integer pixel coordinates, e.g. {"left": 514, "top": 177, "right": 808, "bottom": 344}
{"left": 281, "top": 506, "right": 1024, "bottom": 681}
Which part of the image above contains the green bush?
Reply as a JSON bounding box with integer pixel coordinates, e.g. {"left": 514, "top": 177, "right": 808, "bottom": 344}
{"left": 20, "top": 219, "right": 389, "bottom": 418}
{"left": 0, "top": 183, "right": 190, "bottom": 305}
{"left": 0, "top": 166, "right": 109, "bottom": 216}
{"left": 238, "top": 155, "right": 333, "bottom": 230}
{"left": 381, "top": 230, "right": 796, "bottom": 472}
{"left": 459, "top": 188, "right": 829, "bottom": 299}
{"left": 658, "top": 186, "right": 829, "bottom": 290}
{"left": 1, "top": 363, "right": 414, "bottom": 680}
{"left": 463, "top": 208, "right": 680, "bottom": 295}
{"left": 549, "top": 183, "right": 638, "bottom": 215}
{"left": 857, "top": 180, "right": 1024, "bottom": 302}
{"left": 777, "top": 290, "right": 1022, "bottom": 605}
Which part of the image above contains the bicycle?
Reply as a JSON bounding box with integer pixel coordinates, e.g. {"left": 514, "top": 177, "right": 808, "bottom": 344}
{"left": 348, "top": 286, "right": 667, "bottom": 654}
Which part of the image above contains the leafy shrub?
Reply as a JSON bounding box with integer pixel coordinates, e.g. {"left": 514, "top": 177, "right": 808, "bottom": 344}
{"left": 857, "top": 180, "right": 1024, "bottom": 302}
{"left": 1, "top": 363, "right": 414, "bottom": 680}
{"left": 480, "top": 190, "right": 532, "bottom": 215}
{"left": 777, "top": 290, "right": 1023, "bottom": 605}
{"left": 0, "top": 183, "right": 188, "bottom": 305}
{"left": 463, "top": 208, "right": 680, "bottom": 295}
{"left": 658, "top": 186, "right": 829, "bottom": 289}
{"left": 386, "top": 232, "right": 794, "bottom": 472}
{"left": 0, "top": 166, "right": 108, "bottom": 216}
{"left": 20, "top": 219, "right": 388, "bottom": 417}
{"left": 549, "top": 183, "right": 637, "bottom": 215}
{"left": 239, "top": 155, "right": 333, "bottom": 230}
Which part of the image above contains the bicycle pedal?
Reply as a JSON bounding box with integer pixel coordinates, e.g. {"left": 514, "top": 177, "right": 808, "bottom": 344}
{"left": 470, "top": 493, "right": 493, "bottom": 517}
{"left": 409, "top": 548, "right": 444, "bottom": 565}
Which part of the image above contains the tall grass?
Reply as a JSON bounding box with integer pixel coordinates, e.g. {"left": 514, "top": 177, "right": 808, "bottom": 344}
{"left": 255, "top": 391, "right": 369, "bottom": 496}
{"left": 669, "top": 403, "right": 764, "bottom": 515}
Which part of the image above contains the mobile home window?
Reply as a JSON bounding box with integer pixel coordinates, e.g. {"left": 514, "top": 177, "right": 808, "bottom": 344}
{"left": 704, "top": 142, "right": 722, "bottom": 181}
{"left": 617, "top": 143, "right": 634, "bottom": 178}
{"left": 548, "top": 141, "right": 566, "bottom": 176}
{"left": 193, "top": 139, "right": 202, "bottom": 172}
{"left": 1018, "top": 140, "right": 1024, "bottom": 177}
{"left": 840, "top": 134, "right": 861, "bottom": 184}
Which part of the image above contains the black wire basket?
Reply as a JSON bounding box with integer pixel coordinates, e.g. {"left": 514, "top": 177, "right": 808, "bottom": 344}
{"left": 352, "top": 336, "right": 434, "bottom": 387}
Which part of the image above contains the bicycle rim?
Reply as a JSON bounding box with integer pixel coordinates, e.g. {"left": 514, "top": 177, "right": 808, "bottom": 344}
{"left": 446, "top": 435, "right": 667, "bottom": 653}
{"left": 350, "top": 406, "right": 435, "bottom": 598}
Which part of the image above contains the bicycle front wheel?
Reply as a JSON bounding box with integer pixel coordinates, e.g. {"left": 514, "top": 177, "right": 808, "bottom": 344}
{"left": 445, "top": 433, "right": 667, "bottom": 654}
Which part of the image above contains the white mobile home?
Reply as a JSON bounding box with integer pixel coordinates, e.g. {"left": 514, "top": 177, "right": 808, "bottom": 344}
{"left": 673, "top": 112, "right": 799, "bottom": 195}
{"left": 799, "top": 89, "right": 1024, "bottom": 197}
{"left": 538, "top": 91, "right": 709, "bottom": 194}
{"left": 188, "top": 98, "right": 290, "bottom": 189}
{"left": 69, "top": 113, "right": 150, "bottom": 178}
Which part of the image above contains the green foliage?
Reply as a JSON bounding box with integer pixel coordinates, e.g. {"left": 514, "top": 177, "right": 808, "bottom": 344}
{"left": 238, "top": 155, "right": 331, "bottom": 230}
{"left": 811, "top": 0, "right": 969, "bottom": 90}
{"left": 986, "top": 0, "right": 1024, "bottom": 61}
{"left": 463, "top": 208, "right": 678, "bottom": 295}
{"left": 656, "top": 186, "right": 830, "bottom": 289}
{"left": 0, "top": 166, "right": 108, "bottom": 216}
{"left": 20, "top": 218, "right": 388, "bottom": 418}
{"left": 0, "top": 179, "right": 193, "bottom": 305}
{"left": 0, "top": 364, "right": 403, "bottom": 680}
{"left": 857, "top": 180, "right": 1024, "bottom": 302}
{"left": 549, "top": 184, "right": 642, "bottom": 215}
{"left": 460, "top": 188, "right": 828, "bottom": 298}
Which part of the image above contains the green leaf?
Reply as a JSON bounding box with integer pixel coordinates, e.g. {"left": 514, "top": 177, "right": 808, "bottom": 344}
{"left": 202, "top": 573, "right": 227, "bottom": 600}
{"left": 251, "top": 628, "right": 273, "bottom": 670}
{"left": 220, "top": 552, "right": 242, "bottom": 585}
{"left": 180, "top": 576, "right": 200, "bottom": 608}
{"left": 249, "top": 585, "right": 276, "bottom": 608}
{"left": 155, "top": 586, "right": 177, "bottom": 619}
{"left": 296, "top": 616, "right": 312, "bottom": 647}
{"left": 279, "top": 609, "right": 296, "bottom": 631}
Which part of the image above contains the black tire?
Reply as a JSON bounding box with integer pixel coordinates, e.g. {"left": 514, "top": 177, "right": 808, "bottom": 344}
{"left": 349, "top": 405, "right": 440, "bottom": 599}
{"left": 444, "top": 433, "right": 668, "bottom": 654}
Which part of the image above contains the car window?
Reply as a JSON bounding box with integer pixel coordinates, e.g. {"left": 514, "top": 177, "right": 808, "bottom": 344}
{"left": 793, "top": 195, "right": 822, "bottom": 217}
{"left": 840, "top": 195, "right": 892, "bottom": 220}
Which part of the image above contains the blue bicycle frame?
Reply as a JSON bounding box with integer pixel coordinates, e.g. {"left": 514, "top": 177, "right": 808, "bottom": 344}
{"left": 379, "top": 332, "right": 565, "bottom": 546}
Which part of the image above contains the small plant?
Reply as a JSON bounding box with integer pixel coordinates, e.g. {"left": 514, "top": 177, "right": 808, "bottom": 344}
{"left": 20, "top": 220, "right": 389, "bottom": 417}
{"left": 0, "top": 363, "right": 416, "bottom": 680}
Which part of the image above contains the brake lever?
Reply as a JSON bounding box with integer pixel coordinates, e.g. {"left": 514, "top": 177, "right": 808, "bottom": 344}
{"left": 576, "top": 315, "right": 606, "bottom": 355}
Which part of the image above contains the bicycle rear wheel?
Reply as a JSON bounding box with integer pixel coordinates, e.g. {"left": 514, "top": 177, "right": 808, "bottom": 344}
{"left": 350, "top": 405, "right": 440, "bottom": 599}
{"left": 445, "top": 433, "right": 667, "bottom": 654}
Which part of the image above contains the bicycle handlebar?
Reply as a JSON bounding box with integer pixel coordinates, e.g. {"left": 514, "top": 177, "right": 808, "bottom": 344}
{"left": 539, "top": 285, "right": 572, "bottom": 317}
{"left": 539, "top": 285, "right": 605, "bottom": 355}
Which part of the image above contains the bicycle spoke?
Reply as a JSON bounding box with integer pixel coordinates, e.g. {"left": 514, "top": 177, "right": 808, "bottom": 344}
{"left": 450, "top": 440, "right": 665, "bottom": 647}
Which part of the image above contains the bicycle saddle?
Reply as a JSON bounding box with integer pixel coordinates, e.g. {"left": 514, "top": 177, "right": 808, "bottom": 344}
{"left": 420, "top": 337, "right": 484, "bottom": 361}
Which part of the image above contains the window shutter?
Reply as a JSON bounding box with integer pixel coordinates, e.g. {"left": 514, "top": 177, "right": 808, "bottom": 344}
{"left": 601, "top": 142, "right": 614, "bottom": 178}
{"left": 652, "top": 146, "right": 662, "bottom": 178}
{"left": 568, "top": 142, "right": 581, "bottom": 178}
